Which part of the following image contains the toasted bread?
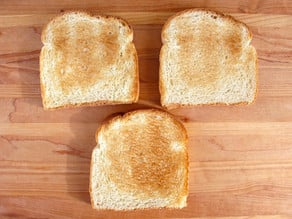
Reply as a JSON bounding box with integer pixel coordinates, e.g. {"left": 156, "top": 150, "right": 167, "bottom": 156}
{"left": 90, "top": 109, "right": 188, "bottom": 210}
{"left": 40, "top": 11, "right": 139, "bottom": 109}
{"left": 159, "top": 9, "right": 258, "bottom": 109}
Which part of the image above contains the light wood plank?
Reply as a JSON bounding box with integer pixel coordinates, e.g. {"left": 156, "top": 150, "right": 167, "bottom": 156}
{"left": 1, "top": 122, "right": 292, "bottom": 136}
{"left": 0, "top": 0, "right": 291, "bottom": 14}
{"left": 1, "top": 13, "right": 292, "bottom": 27}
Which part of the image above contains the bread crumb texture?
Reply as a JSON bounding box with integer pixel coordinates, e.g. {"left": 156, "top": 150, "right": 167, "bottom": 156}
{"left": 160, "top": 9, "right": 257, "bottom": 108}
{"left": 90, "top": 109, "right": 188, "bottom": 210}
{"left": 40, "top": 12, "right": 138, "bottom": 109}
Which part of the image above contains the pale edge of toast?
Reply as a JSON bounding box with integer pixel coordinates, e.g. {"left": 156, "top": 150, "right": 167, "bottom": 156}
{"left": 40, "top": 11, "right": 139, "bottom": 110}
{"left": 89, "top": 109, "right": 189, "bottom": 210}
{"left": 159, "top": 9, "right": 258, "bottom": 110}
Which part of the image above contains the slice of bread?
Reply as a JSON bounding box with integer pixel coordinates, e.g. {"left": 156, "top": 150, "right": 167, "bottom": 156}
{"left": 40, "top": 12, "right": 139, "bottom": 109}
{"left": 90, "top": 109, "right": 188, "bottom": 210}
{"left": 159, "top": 9, "right": 258, "bottom": 109}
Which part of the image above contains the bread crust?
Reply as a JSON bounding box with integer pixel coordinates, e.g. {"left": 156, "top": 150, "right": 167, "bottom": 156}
{"left": 89, "top": 109, "right": 189, "bottom": 210}
{"left": 40, "top": 11, "right": 139, "bottom": 110}
{"left": 42, "top": 100, "right": 135, "bottom": 111}
{"left": 159, "top": 9, "right": 258, "bottom": 109}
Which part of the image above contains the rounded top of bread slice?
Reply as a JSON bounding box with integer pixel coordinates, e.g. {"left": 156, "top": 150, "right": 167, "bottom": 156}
{"left": 159, "top": 9, "right": 257, "bottom": 108}
{"left": 42, "top": 11, "right": 133, "bottom": 45}
{"left": 162, "top": 9, "right": 251, "bottom": 44}
{"left": 90, "top": 109, "right": 188, "bottom": 210}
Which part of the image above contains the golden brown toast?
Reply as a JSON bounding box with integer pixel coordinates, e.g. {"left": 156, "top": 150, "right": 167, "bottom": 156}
{"left": 90, "top": 109, "right": 188, "bottom": 210}
{"left": 160, "top": 9, "right": 257, "bottom": 109}
{"left": 40, "top": 12, "right": 139, "bottom": 109}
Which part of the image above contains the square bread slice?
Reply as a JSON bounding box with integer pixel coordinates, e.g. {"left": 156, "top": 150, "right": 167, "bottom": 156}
{"left": 40, "top": 12, "right": 139, "bottom": 109}
{"left": 159, "top": 9, "right": 258, "bottom": 109}
{"left": 90, "top": 109, "right": 188, "bottom": 210}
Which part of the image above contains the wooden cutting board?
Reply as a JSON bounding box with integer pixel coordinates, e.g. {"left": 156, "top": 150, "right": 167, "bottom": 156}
{"left": 0, "top": 1, "right": 292, "bottom": 218}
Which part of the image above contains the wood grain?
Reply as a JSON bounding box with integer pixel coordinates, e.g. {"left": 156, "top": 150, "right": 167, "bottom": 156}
{"left": 0, "top": 0, "right": 292, "bottom": 218}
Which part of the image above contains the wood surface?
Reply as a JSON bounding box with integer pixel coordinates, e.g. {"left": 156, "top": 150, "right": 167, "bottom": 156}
{"left": 0, "top": 0, "right": 292, "bottom": 218}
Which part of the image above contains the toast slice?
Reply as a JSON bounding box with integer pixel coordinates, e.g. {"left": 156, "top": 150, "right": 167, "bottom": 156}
{"left": 159, "top": 9, "right": 258, "bottom": 109}
{"left": 40, "top": 12, "right": 139, "bottom": 109}
{"left": 90, "top": 109, "right": 188, "bottom": 210}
